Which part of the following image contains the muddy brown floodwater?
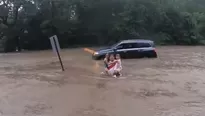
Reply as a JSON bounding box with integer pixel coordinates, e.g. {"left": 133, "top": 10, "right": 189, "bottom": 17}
{"left": 1, "top": 46, "right": 205, "bottom": 116}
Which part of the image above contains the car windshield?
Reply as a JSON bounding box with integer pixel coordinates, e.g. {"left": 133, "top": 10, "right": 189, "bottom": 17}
{"left": 110, "top": 43, "right": 119, "bottom": 48}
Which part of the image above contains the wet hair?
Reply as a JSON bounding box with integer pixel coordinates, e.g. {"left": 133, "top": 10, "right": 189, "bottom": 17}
{"left": 116, "top": 54, "right": 120, "bottom": 58}
{"left": 109, "top": 53, "right": 114, "bottom": 57}
{"left": 109, "top": 54, "right": 115, "bottom": 60}
{"left": 105, "top": 53, "right": 109, "bottom": 57}
{"left": 116, "top": 54, "right": 120, "bottom": 57}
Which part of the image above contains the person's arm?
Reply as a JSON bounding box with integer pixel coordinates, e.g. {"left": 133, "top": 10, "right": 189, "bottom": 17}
{"left": 113, "top": 60, "right": 119, "bottom": 70}
{"left": 104, "top": 59, "right": 108, "bottom": 68}
{"left": 119, "top": 60, "right": 122, "bottom": 70}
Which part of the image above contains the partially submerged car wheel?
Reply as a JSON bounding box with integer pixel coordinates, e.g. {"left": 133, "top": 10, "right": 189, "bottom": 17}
{"left": 148, "top": 52, "right": 157, "bottom": 58}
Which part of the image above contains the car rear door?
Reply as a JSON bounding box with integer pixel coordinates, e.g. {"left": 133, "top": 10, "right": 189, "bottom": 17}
{"left": 125, "top": 43, "right": 140, "bottom": 58}
{"left": 137, "top": 42, "right": 152, "bottom": 57}
{"left": 116, "top": 43, "right": 139, "bottom": 58}
{"left": 115, "top": 43, "right": 130, "bottom": 58}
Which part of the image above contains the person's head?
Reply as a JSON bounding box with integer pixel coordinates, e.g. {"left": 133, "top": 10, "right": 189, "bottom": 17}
{"left": 109, "top": 54, "right": 115, "bottom": 61}
{"left": 105, "top": 53, "right": 109, "bottom": 59}
{"left": 116, "top": 54, "right": 121, "bottom": 60}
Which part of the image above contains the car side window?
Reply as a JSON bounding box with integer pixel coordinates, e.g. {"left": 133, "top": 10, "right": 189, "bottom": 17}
{"left": 129, "top": 43, "right": 138, "bottom": 48}
{"left": 116, "top": 45, "right": 123, "bottom": 49}
{"left": 116, "top": 43, "right": 132, "bottom": 49}
{"left": 116, "top": 42, "right": 151, "bottom": 49}
{"left": 137, "top": 43, "right": 151, "bottom": 48}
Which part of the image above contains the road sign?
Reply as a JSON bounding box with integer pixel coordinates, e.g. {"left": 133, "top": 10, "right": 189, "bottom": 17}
{"left": 49, "top": 35, "right": 65, "bottom": 71}
{"left": 50, "top": 35, "right": 61, "bottom": 54}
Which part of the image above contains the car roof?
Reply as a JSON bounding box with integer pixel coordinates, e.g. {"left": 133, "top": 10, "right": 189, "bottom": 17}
{"left": 120, "top": 39, "right": 154, "bottom": 44}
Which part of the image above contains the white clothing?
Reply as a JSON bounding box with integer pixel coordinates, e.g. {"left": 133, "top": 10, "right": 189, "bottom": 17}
{"left": 108, "top": 68, "right": 115, "bottom": 75}
{"left": 107, "top": 60, "right": 118, "bottom": 75}
{"left": 115, "top": 59, "right": 122, "bottom": 71}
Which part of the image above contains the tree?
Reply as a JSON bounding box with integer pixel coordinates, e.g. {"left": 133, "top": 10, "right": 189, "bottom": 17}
{"left": 1, "top": 0, "right": 205, "bottom": 52}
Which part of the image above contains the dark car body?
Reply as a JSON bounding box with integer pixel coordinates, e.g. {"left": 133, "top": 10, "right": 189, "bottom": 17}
{"left": 92, "top": 39, "right": 157, "bottom": 60}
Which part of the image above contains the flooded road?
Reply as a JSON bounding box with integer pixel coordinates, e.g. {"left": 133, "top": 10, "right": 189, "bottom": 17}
{"left": 1, "top": 46, "right": 205, "bottom": 116}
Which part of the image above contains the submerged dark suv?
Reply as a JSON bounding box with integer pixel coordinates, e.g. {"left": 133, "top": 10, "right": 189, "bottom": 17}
{"left": 92, "top": 39, "right": 157, "bottom": 60}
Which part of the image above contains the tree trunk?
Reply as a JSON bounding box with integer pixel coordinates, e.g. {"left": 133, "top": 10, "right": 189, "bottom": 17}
{"left": 13, "top": 6, "right": 19, "bottom": 25}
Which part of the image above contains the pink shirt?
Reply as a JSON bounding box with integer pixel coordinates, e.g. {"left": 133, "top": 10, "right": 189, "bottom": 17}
{"left": 116, "top": 59, "right": 122, "bottom": 70}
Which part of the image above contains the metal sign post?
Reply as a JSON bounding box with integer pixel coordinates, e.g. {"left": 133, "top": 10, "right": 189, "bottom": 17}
{"left": 49, "top": 35, "right": 65, "bottom": 71}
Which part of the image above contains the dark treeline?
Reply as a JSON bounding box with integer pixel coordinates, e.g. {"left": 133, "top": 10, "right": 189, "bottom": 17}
{"left": 0, "top": 0, "right": 205, "bottom": 52}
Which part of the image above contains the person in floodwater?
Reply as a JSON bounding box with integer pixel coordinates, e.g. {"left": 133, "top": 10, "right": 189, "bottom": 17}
{"left": 114, "top": 54, "right": 122, "bottom": 77}
{"left": 101, "top": 53, "right": 109, "bottom": 75}
{"left": 104, "top": 53, "right": 109, "bottom": 69}
{"left": 107, "top": 54, "right": 119, "bottom": 78}
{"left": 101, "top": 53, "right": 122, "bottom": 78}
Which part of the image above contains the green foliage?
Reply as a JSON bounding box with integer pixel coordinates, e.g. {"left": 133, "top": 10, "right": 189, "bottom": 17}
{"left": 1, "top": 0, "right": 205, "bottom": 52}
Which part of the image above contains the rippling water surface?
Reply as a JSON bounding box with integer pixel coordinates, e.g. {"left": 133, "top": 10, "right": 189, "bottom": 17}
{"left": 0, "top": 46, "right": 205, "bottom": 116}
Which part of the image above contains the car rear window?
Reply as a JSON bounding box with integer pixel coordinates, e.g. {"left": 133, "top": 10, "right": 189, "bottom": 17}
{"left": 137, "top": 42, "right": 151, "bottom": 48}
